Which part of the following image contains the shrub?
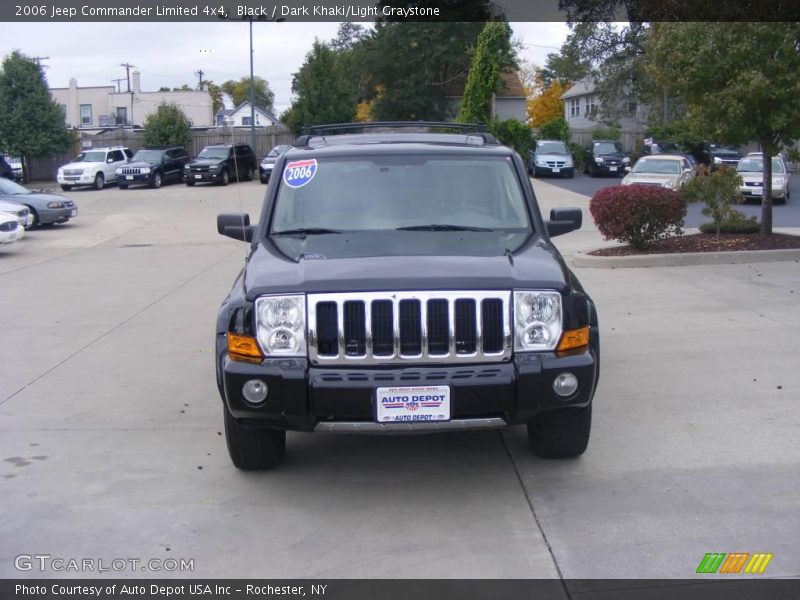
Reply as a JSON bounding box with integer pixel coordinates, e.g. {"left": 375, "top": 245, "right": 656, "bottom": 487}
{"left": 568, "top": 141, "right": 585, "bottom": 172}
{"left": 538, "top": 116, "right": 570, "bottom": 142}
{"left": 699, "top": 213, "right": 760, "bottom": 234}
{"left": 590, "top": 185, "right": 687, "bottom": 250}
{"left": 488, "top": 118, "right": 535, "bottom": 157}
{"left": 142, "top": 103, "right": 192, "bottom": 149}
{"left": 591, "top": 126, "right": 621, "bottom": 141}
{"left": 681, "top": 166, "right": 743, "bottom": 237}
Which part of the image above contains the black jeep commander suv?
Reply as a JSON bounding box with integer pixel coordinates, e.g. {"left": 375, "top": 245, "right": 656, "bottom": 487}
{"left": 215, "top": 122, "right": 600, "bottom": 470}
{"left": 117, "top": 146, "right": 190, "bottom": 189}
{"left": 185, "top": 143, "right": 257, "bottom": 186}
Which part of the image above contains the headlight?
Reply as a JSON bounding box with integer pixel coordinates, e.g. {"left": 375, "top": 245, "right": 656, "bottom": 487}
{"left": 595, "top": 157, "right": 604, "bottom": 164}
{"left": 255, "top": 295, "right": 307, "bottom": 356}
{"left": 47, "top": 201, "right": 64, "bottom": 208}
{"left": 141, "top": 167, "right": 151, "bottom": 174}
{"left": 622, "top": 157, "right": 630, "bottom": 164}
{"left": 209, "top": 164, "right": 221, "bottom": 171}
{"left": 565, "top": 159, "right": 574, "bottom": 167}
{"left": 514, "top": 291, "right": 562, "bottom": 352}
{"left": 664, "top": 179, "right": 678, "bottom": 189}
{"left": 183, "top": 165, "right": 191, "bottom": 171}
{"left": 535, "top": 159, "right": 546, "bottom": 166}
{"left": 713, "top": 157, "right": 722, "bottom": 164}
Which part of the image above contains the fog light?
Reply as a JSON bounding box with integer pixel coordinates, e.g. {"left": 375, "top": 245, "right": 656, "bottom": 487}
{"left": 553, "top": 372, "right": 578, "bottom": 398}
{"left": 242, "top": 379, "right": 268, "bottom": 405}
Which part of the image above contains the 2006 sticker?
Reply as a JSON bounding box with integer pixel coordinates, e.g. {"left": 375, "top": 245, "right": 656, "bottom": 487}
{"left": 283, "top": 159, "right": 317, "bottom": 188}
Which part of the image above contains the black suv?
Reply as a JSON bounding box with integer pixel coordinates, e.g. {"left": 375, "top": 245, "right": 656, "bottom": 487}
{"left": 584, "top": 139, "right": 630, "bottom": 177}
{"left": 184, "top": 144, "right": 257, "bottom": 186}
{"left": 117, "top": 147, "right": 190, "bottom": 189}
{"left": 215, "top": 122, "right": 600, "bottom": 470}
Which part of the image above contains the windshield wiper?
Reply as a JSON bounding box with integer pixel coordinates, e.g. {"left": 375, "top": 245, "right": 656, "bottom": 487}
{"left": 271, "top": 227, "right": 343, "bottom": 236}
{"left": 396, "top": 224, "right": 494, "bottom": 232}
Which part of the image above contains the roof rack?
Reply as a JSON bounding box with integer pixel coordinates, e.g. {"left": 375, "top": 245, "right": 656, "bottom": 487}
{"left": 294, "top": 121, "right": 497, "bottom": 148}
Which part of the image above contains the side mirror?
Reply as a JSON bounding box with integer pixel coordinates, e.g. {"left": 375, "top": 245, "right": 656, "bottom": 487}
{"left": 107, "top": 158, "right": 114, "bottom": 163}
{"left": 546, "top": 208, "right": 582, "bottom": 237}
{"left": 624, "top": 166, "right": 632, "bottom": 173}
{"left": 217, "top": 212, "right": 253, "bottom": 242}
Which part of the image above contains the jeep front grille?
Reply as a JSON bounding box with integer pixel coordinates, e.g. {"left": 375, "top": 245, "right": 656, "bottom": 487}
{"left": 307, "top": 291, "right": 512, "bottom": 365}
{"left": 119, "top": 167, "right": 144, "bottom": 175}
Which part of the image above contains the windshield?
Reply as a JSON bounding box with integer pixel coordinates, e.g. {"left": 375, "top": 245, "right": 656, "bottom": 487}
{"left": 132, "top": 150, "right": 165, "bottom": 162}
{"left": 270, "top": 155, "right": 530, "bottom": 233}
{"left": 594, "top": 142, "right": 622, "bottom": 154}
{"left": 197, "top": 147, "right": 230, "bottom": 159}
{"left": 712, "top": 147, "right": 739, "bottom": 155}
{"left": 536, "top": 141, "right": 569, "bottom": 155}
{"left": 74, "top": 151, "right": 107, "bottom": 162}
{"left": 0, "top": 178, "right": 30, "bottom": 195}
{"left": 267, "top": 145, "right": 290, "bottom": 158}
{"left": 737, "top": 156, "right": 785, "bottom": 173}
{"left": 632, "top": 158, "right": 682, "bottom": 174}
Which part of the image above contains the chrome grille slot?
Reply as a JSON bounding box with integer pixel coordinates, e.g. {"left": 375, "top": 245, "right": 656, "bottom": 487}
{"left": 308, "top": 291, "right": 511, "bottom": 365}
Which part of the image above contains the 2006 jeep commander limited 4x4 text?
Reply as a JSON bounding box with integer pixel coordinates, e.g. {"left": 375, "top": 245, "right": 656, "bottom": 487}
{"left": 215, "top": 123, "right": 599, "bottom": 470}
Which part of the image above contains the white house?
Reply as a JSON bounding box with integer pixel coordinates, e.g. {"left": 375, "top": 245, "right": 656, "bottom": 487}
{"left": 215, "top": 102, "right": 281, "bottom": 127}
{"left": 561, "top": 79, "right": 647, "bottom": 132}
{"left": 50, "top": 72, "right": 214, "bottom": 128}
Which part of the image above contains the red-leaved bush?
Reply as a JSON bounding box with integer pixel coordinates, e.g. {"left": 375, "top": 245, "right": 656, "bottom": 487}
{"left": 589, "top": 185, "right": 687, "bottom": 250}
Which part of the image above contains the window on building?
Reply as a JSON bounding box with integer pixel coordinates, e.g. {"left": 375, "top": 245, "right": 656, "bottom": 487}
{"left": 242, "top": 116, "right": 252, "bottom": 126}
{"left": 115, "top": 107, "right": 128, "bottom": 126}
{"left": 627, "top": 101, "right": 638, "bottom": 115}
{"left": 585, "top": 96, "right": 596, "bottom": 117}
{"left": 569, "top": 98, "right": 580, "bottom": 117}
{"left": 80, "top": 104, "right": 92, "bottom": 126}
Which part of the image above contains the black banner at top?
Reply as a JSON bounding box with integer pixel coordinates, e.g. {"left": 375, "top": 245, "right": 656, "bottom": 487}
{"left": 2, "top": 0, "right": 800, "bottom": 22}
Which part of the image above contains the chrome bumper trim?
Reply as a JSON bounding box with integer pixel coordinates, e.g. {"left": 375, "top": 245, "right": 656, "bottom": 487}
{"left": 314, "top": 417, "right": 507, "bottom": 434}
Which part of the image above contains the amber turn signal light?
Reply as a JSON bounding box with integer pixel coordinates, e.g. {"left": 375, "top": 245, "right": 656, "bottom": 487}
{"left": 557, "top": 326, "right": 590, "bottom": 351}
{"left": 227, "top": 332, "right": 263, "bottom": 360}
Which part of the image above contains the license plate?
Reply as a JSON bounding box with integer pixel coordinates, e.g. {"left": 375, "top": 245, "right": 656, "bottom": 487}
{"left": 126, "top": 175, "right": 134, "bottom": 180}
{"left": 609, "top": 166, "right": 618, "bottom": 172}
{"left": 552, "top": 167, "right": 560, "bottom": 173}
{"left": 70, "top": 209, "right": 77, "bottom": 217}
{"left": 195, "top": 174, "right": 202, "bottom": 179}
{"left": 375, "top": 385, "right": 450, "bottom": 423}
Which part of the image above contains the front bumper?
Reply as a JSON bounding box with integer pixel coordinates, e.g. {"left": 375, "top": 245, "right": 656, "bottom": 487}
{"left": 40, "top": 206, "right": 76, "bottom": 224}
{"left": 57, "top": 173, "right": 96, "bottom": 186}
{"left": 118, "top": 173, "right": 154, "bottom": 185}
{"left": 739, "top": 186, "right": 787, "bottom": 199}
{"left": 593, "top": 163, "right": 625, "bottom": 175}
{"left": 185, "top": 170, "right": 223, "bottom": 183}
{"left": 259, "top": 165, "right": 275, "bottom": 179}
{"left": 217, "top": 347, "right": 598, "bottom": 432}
{"left": 534, "top": 165, "right": 574, "bottom": 176}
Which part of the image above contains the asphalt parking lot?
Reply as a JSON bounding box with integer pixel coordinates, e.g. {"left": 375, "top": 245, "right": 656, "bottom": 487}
{"left": 1, "top": 179, "right": 798, "bottom": 583}
{"left": 541, "top": 171, "right": 800, "bottom": 228}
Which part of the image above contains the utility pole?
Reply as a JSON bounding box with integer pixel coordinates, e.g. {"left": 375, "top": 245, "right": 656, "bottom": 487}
{"left": 120, "top": 62, "right": 135, "bottom": 92}
{"left": 32, "top": 56, "right": 49, "bottom": 68}
{"left": 249, "top": 17, "right": 255, "bottom": 152}
{"left": 111, "top": 78, "right": 125, "bottom": 93}
{"left": 195, "top": 69, "right": 205, "bottom": 90}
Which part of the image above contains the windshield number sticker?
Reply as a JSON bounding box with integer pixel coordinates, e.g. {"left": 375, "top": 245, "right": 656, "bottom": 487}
{"left": 283, "top": 159, "right": 317, "bottom": 188}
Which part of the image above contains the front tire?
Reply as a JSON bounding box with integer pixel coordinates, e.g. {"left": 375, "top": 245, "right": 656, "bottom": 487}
{"left": 220, "top": 170, "right": 230, "bottom": 186}
{"left": 527, "top": 405, "right": 592, "bottom": 459}
{"left": 151, "top": 172, "right": 162, "bottom": 188}
{"left": 224, "top": 409, "right": 286, "bottom": 470}
{"left": 60, "top": 185, "right": 72, "bottom": 192}
{"left": 118, "top": 184, "right": 128, "bottom": 190}
{"left": 244, "top": 166, "right": 254, "bottom": 181}
{"left": 93, "top": 173, "right": 104, "bottom": 190}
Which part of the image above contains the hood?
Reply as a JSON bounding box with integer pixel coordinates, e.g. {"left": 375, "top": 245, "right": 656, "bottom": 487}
{"left": 260, "top": 156, "right": 279, "bottom": 165}
{"left": 242, "top": 231, "right": 569, "bottom": 298}
{"left": 125, "top": 160, "right": 159, "bottom": 168}
{"left": 60, "top": 161, "right": 103, "bottom": 170}
{"left": 625, "top": 173, "right": 676, "bottom": 183}
{"left": 535, "top": 152, "right": 572, "bottom": 162}
{"left": 0, "top": 200, "right": 27, "bottom": 212}
{"left": 189, "top": 158, "right": 226, "bottom": 166}
{"left": 8, "top": 192, "right": 71, "bottom": 208}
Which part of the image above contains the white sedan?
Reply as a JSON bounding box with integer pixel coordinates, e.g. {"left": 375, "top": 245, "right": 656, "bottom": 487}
{"left": 0, "top": 200, "right": 32, "bottom": 237}
{"left": 621, "top": 154, "right": 695, "bottom": 191}
{"left": 0, "top": 213, "right": 21, "bottom": 245}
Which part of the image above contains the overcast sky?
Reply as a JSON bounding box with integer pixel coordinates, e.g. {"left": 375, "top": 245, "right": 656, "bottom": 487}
{"left": 0, "top": 22, "right": 569, "bottom": 116}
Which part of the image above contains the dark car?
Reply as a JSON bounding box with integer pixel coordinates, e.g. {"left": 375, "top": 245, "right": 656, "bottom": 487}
{"left": 0, "top": 155, "right": 13, "bottom": 180}
{"left": 584, "top": 140, "right": 630, "bottom": 177}
{"left": 709, "top": 146, "right": 744, "bottom": 171}
{"left": 117, "top": 147, "right": 190, "bottom": 189}
{"left": 214, "top": 122, "right": 600, "bottom": 470}
{"left": 0, "top": 177, "right": 77, "bottom": 227}
{"left": 259, "top": 144, "right": 291, "bottom": 183}
{"left": 184, "top": 144, "right": 257, "bottom": 186}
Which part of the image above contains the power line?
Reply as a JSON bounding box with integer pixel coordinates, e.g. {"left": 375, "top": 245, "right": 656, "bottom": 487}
{"left": 111, "top": 78, "right": 125, "bottom": 93}
{"left": 119, "top": 62, "right": 135, "bottom": 92}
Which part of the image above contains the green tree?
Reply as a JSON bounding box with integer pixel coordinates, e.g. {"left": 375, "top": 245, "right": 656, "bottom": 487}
{"left": 281, "top": 40, "right": 356, "bottom": 133}
{"left": 538, "top": 116, "right": 570, "bottom": 142}
{"left": 457, "top": 21, "right": 515, "bottom": 124}
{"left": 141, "top": 103, "right": 192, "bottom": 149}
{"left": 681, "top": 167, "right": 745, "bottom": 238}
{"left": 488, "top": 118, "right": 535, "bottom": 157}
{"left": 646, "top": 22, "right": 800, "bottom": 235}
{"left": 0, "top": 51, "right": 73, "bottom": 181}
{"left": 220, "top": 77, "right": 275, "bottom": 113}
{"left": 205, "top": 81, "right": 225, "bottom": 116}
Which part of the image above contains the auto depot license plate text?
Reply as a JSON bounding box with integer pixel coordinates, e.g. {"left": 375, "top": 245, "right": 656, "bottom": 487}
{"left": 376, "top": 385, "right": 450, "bottom": 423}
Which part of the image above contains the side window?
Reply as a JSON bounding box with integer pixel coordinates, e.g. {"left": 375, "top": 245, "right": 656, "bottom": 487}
{"left": 124, "top": 149, "right": 133, "bottom": 159}
{"left": 109, "top": 150, "right": 124, "bottom": 162}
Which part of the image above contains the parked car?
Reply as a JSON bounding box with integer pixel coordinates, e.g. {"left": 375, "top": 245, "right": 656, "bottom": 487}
{"left": 621, "top": 154, "right": 695, "bottom": 191}
{"left": 214, "top": 122, "right": 599, "bottom": 470}
{"left": 0, "top": 212, "right": 22, "bottom": 245}
{"left": 184, "top": 144, "right": 257, "bottom": 186}
{"left": 1, "top": 154, "right": 22, "bottom": 180}
{"left": 527, "top": 140, "right": 574, "bottom": 178}
{"left": 57, "top": 147, "right": 133, "bottom": 191}
{"left": 646, "top": 140, "right": 711, "bottom": 167}
{"left": 584, "top": 140, "right": 630, "bottom": 177}
{"left": 116, "top": 147, "right": 190, "bottom": 189}
{"left": 0, "top": 177, "right": 77, "bottom": 227}
{"left": 259, "top": 144, "right": 291, "bottom": 183}
{"left": 709, "top": 146, "right": 744, "bottom": 171}
{"left": 0, "top": 200, "right": 32, "bottom": 236}
{"left": 736, "top": 153, "right": 791, "bottom": 204}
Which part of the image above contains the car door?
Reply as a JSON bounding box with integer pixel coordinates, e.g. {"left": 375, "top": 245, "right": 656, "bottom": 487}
{"left": 163, "top": 149, "right": 179, "bottom": 178}
{"left": 106, "top": 150, "right": 126, "bottom": 181}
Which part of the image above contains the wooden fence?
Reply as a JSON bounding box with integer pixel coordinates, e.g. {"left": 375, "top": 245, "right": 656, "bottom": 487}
{"left": 27, "top": 127, "right": 294, "bottom": 181}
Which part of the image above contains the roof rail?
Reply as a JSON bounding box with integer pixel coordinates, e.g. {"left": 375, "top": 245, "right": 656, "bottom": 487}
{"left": 300, "top": 121, "right": 487, "bottom": 135}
